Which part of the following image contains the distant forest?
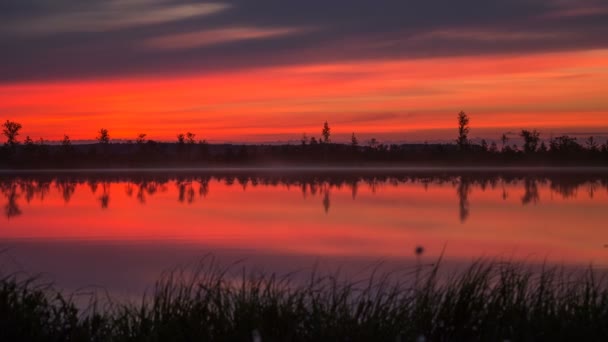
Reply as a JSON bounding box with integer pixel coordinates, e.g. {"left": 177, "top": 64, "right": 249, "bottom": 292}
{"left": 1, "top": 112, "right": 607, "bottom": 168}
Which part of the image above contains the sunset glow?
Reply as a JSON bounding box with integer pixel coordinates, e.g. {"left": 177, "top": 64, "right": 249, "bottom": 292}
{"left": 2, "top": 0, "right": 608, "bottom": 143}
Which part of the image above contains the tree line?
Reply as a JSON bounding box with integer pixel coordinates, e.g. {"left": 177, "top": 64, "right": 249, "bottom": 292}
{"left": 1, "top": 113, "right": 607, "bottom": 168}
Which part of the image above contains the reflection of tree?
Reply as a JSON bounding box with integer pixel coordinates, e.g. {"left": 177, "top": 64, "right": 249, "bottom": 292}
{"left": 198, "top": 179, "right": 209, "bottom": 198}
{"left": 351, "top": 180, "right": 359, "bottom": 200}
{"left": 125, "top": 183, "right": 134, "bottom": 197}
{"left": 56, "top": 180, "right": 76, "bottom": 203}
{"left": 4, "top": 183, "right": 22, "bottom": 219}
{"left": 310, "top": 183, "right": 318, "bottom": 196}
{"left": 587, "top": 182, "right": 598, "bottom": 199}
{"left": 521, "top": 178, "right": 539, "bottom": 205}
{"left": 178, "top": 182, "right": 186, "bottom": 203}
{"left": 237, "top": 176, "right": 249, "bottom": 190}
{"left": 99, "top": 182, "right": 110, "bottom": 209}
{"left": 177, "top": 181, "right": 196, "bottom": 204}
{"left": 457, "top": 178, "right": 471, "bottom": 223}
{"left": 88, "top": 180, "right": 98, "bottom": 194}
{"left": 2, "top": 172, "right": 608, "bottom": 219}
{"left": 35, "top": 180, "right": 51, "bottom": 201}
{"left": 323, "top": 188, "right": 330, "bottom": 214}
{"left": 550, "top": 179, "right": 582, "bottom": 199}
{"left": 21, "top": 181, "right": 36, "bottom": 203}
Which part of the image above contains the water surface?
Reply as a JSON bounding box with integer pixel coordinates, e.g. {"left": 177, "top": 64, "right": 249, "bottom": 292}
{"left": 2, "top": 169, "right": 608, "bottom": 296}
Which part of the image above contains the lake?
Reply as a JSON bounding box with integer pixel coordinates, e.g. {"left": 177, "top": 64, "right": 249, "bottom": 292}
{"left": 2, "top": 168, "right": 608, "bottom": 298}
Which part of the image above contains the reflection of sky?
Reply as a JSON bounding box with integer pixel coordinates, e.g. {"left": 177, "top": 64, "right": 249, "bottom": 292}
{"left": 1, "top": 173, "right": 608, "bottom": 295}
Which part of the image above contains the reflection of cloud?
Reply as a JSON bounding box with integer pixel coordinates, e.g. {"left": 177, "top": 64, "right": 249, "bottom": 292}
{"left": 146, "top": 26, "right": 308, "bottom": 50}
{"left": 7, "top": 1, "right": 229, "bottom": 35}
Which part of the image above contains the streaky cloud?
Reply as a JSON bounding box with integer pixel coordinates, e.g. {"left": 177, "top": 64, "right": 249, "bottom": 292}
{"left": 4, "top": 1, "right": 230, "bottom": 35}
{"left": 145, "top": 26, "right": 311, "bottom": 50}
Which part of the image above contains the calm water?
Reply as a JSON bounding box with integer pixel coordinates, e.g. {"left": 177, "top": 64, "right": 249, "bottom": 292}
{"left": 1, "top": 169, "right": 608, "bottom": 296}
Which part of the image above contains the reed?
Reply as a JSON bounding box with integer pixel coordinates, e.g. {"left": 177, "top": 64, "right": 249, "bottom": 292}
{"left": 1, "top": 259, "right": 607, "bottom": 341}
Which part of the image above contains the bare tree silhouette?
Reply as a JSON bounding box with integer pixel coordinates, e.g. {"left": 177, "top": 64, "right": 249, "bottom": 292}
{"left": 520, "top": 130, "right": 541, "bottom": 153}
{"left": 186, "top": 132, "right": 196, "bottom": 144}
{"left": 61, "top": 135, "right": 72, "bottom": 153}
{"left": 322, "top": 121, "right": 331, "bottom": 143}
{"left": 97, "top": 128, "right": 110, "bottom": 144}
{"left": 586, "top": 136, "right": 599, "bottom": 151}
{"left": 301, "top": 133, "right": 308, "bottom": 146}
{"left": 456, "top": 111, "right": 470, "bottom": 150}
{"left": 136, "top": 133, "right": 147, "bottom": 145}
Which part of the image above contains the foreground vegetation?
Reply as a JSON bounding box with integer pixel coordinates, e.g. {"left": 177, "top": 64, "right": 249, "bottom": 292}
{"left": 2, "top": 259, "right": 608, "bottom": 341}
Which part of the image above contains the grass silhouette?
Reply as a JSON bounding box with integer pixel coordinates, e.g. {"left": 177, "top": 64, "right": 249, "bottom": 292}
{"left": 2, "top": 258, "right": 608, "bottom": 341}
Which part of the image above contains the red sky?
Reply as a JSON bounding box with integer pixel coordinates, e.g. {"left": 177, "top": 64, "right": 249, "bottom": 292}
{"left": 2, "top": 1, "right": 608, "bottom": 143}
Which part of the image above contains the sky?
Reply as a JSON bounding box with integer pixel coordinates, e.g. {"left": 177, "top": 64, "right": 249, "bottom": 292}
{"left": 1, "top": 0, "right": 608, "bottom": 143}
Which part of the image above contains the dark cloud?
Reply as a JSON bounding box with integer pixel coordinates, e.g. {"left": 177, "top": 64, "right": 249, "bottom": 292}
{"left": 1, "top": 0, "right": 608, "bottom": 83}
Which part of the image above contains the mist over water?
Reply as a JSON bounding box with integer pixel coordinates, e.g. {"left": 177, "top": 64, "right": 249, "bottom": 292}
{"left": 2, "top": 169, "right": 608, "bottom": 296}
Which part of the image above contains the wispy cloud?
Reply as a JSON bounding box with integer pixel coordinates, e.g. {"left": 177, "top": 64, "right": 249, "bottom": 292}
{"left": 2, "top": 0, "right": 608, "bottom": 82}
{"left": 412, "top": 29, "right": 566, "bottom": 43}
{"left": 5, "top": 1, "right": 230, "bottom": 35}
{"left": 145, "top": 26, "right": 309, "bottom": 50}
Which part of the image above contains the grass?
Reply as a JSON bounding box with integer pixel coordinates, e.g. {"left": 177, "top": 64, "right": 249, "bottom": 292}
{"left": 1, "top": 258, "right": 608, "bottom": 341}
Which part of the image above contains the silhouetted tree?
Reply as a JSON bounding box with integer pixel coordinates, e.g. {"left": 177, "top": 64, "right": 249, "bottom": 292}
{"left": 177, "top": 134, "right": 185, "bottom": 145}
{"left": 368, "top": 138, "right": 378, "bottom": 149}
{"left": 24, "top": 136, "right": 35, "bottom": 154}
{"left": 351, "top": 133, "right": 359, "bottom": 148}
{"left": 585, "top": 136, "right": 599, "bottom": 151}
{"left": 322, "top": 121, "right": 331, "bottom": 143}
{"left": 480, "top": 139, "right": 488, "bottom": 152}
{"left": 136, "top": 133, "right": 147, "bottom": 144}
{"left": 520, "top": 129, "right": 541, "bottom": 153}
{"left": 456, "top": 111, "right": 470, "bottom": 150}
{"left": 186, "top": 132, "right": 196, "bottom": 144}
{"left": 501, "top": 134, "right": 509, "bottom": 151}
{"left": 61, "top": 135, "right": 72, "bottom": 150}
{"left": 97, "top": 128, "right": 110, "bottom": 144}
{"left": 489, "top": 142, "right": 498, "bottom": 153}
{"left": 310, "top": 137, "right": 318, "bottom": 145}
{"left": 550, "top": 136, "right": 581, "bottom": 154}
{"left": 301, "top": 133, "right": 308, "bottom": 146}
{"left": 2, "top": 120, "right": 22, "bottom": 147}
